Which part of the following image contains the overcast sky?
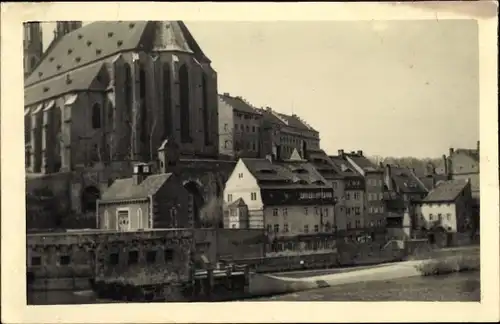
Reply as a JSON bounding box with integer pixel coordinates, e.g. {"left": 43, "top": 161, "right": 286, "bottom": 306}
{"left": 41, "top": 20, "right": 479, "bottom": 159}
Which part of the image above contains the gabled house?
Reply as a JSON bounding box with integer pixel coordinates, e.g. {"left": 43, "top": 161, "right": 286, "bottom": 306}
{"left": 382, "top": 164, "right": 429, "bottom": 239}
{"left": 223, "top": 151, "right": 336, "bottom": 256}
{"left": 415, "top": 179, "right": 473, "bottom": 247}
{"left": 97, "top": 163, "right": 191, "bottom": 231}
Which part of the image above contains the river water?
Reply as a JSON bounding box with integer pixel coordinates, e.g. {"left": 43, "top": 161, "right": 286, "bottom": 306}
{"left": 251, "top": 271, "right": 480, "bottom": 301}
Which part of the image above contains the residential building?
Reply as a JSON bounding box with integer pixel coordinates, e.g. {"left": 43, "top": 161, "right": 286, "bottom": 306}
{"left": 97, "top": 162, "right": 192, "bottom": 230}
{"left": 218, "top": 93, "right": 263, "bottom": 158}
{"left": 415, "top": 179, "right": 473, "bottom": 246}
{"left": 329, "top": 151, "right": 367, "bottom": 237}
{"left": 260, "top": 107, "right": 320, "bottom": 160}
{"left": 24, "top": 21, "right": 220, "bottom": 175}
{"left": 417, "top": 162, "right": 449, "bottom": 191}
{"left": 435, "top": 142, "right": 480, "bottom": 199}
{"left": 382, "top": 164, "right": 429, "bottom": 239}
{"left": 343, "top": 150, "right": 386, "bottom": 239}
{"left": 223, "top": 151, "right": 336, "bottom": 255}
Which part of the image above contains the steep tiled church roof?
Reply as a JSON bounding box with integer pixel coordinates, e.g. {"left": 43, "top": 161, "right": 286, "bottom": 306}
{"left": 24, "top": 21, "right": 209, "bottom": 89}
{"left": 25, "top": 21, "right": 150, "bottom": 87}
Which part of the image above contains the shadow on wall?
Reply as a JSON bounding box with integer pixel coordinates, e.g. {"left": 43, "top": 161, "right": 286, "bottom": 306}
{"left": 200, "top": 196, "right": 224, "bottom": 228}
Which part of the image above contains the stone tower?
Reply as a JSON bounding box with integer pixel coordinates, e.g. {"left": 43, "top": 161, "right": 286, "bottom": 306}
{"left": 23, "top": 22, "right": 43, "bottom": 78}
{"left": 55, "top": 21, "right": 82, "bottom": 39}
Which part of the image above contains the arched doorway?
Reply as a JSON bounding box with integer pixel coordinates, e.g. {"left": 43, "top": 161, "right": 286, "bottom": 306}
{"left": 81, "top": 186, "right": 101, "bottom": 214}
{"left": 184, "top": 181, "right": 204, "bottom": 228}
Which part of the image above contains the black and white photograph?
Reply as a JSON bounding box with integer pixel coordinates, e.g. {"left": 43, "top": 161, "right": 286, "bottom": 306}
{"left": 1, "top": 1, "right": 499, "bottom": 323}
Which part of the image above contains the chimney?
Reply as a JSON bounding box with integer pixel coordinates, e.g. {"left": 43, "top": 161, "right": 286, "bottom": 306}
{"left": 447, "top": 157, "right": 453, "bottom": 180}
{"left": 132, "top": 163, "right": 151, "bottom": 186}
{"left": 442, "top": 154, "right": 448, "bottom": 176}
{"left": 223, "top": 92, "right": 230, "bottom": 96}
{"left": 338, "top": 149, "right": 344, "bottom": 157}
{"left": 357, "top": 150, "right": 363, "bottom": 156}
{"left": 476, "top": 140, "right": 480, "bottom": 153}
{"left": 385, "top": 164, "right": 393, "bottom": 191}
{"left": 449, "top": 148, "right": 454, "bottom": 157}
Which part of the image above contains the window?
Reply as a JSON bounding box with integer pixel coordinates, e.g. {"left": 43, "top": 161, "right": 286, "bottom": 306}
{"left": 347, "top": 222, "right": 351, "bottom": 229}
{"left": 283, "top": 208, "right": 288, "bottom": 216}
{"left": 231, "top": 224, "right": 237, "bottom": 228}
{"left": 370, "top": 221, "right": 375, "bottom": 227}
{"left": 201, "top": 73, "right": 210, "bottom": 145}
{"left": 346, "top": 208, "right": 351, "bottom": 215}
{"left": 31, "top": 256, "right": 42, "bottom": 266}
{"left": 128, "top": 251, "right": 139, "bottom": 265}
{"left": 227, "top": 194, "right": 233, "bottom": 202}
{"left": 273, "top": 208, "right": 278, "bottom": 216}
{"left": 238, "top": 173, "right": 243, "bottom": 179}
{"left": 109, "top": 253, "right": 119, "bottom": 265}
{"left": 246, "top": 125, "right": 249, "bottom": 132}
{"left": 446, "top": 213, "right": 451, "bottom": 221}
{"left": 91, "top": 103, "right": 101, "bottom": 129}
{"left": 252, "top": 126, "right": 255, "bottom": 132}
{"left": 104, "top": 211, "right": 109, "bottom": 229}
{"left": 224, "top": 123, "right": 229, "bottom": 131}
{"left": 274, "top": 224, "right": 280, "bottom": 233}
{"left": 378, "top": 220, "right": 383, "bottom": 227}
{"left": 139, "top": 65, "right": 148, "bottom": 142}
{"left": 252, "top": 142, "right": 256, "bottom": 151}
{"left": 284, "top": 224, "right": 289, "bottom": 232}
{"left": 304, "top": 225, "right": 309, "bottom": 233}
{"left": 137, "top": 208, "right": 143, "bottom": 229}
{"left": 267, "top": 224, "right": 272, "bottom": 232}
{"left": 355, "top": 207, "right": 361, "bottom": 216}
{"left": 315, "top": 207, "right": 318, "bottom": 215}
{"left": 354, "top": 192, "right": 360, "bottom": 200}
{"left": 146, "top": 251, "right": 157, "bottom": 264}
{"left": 251, "top": 192, "right": 257, "bottom": 200}
{"left": 355, "top": 220, "right": 361, "bottom": 228}
{"left": 117, "top": 209, "right": 130, "bottom": 231}
{"left": 380, "top": 206, "right": 384, "bottom": 213}
{"left": 314, "top": 225, "right": 319, "bottom": 232}
{"left": 179, "top": 64, "right": 191, "bottom": 143}
{"left": 59, "top": 255, "right": 71, "bottom": 265}
{"left": 346, "top": 193, "right": 350, "bottom": 200}
{"left": 324, "top": 208, "right": 329, "bottom": 216}
{"left": 429, "top": 214, "right": 434, "bottom": 221}
{"left": 304, "top": 207, "right": 308, "bottom": 215}
{"left": 163, "top": 63, "right": 172, "bottom": 138}
{"left": 333, "top": 182, "right": 338, "bottom": 189}
{"left": 164, "top": 249, "right": 174, "bottom": 262}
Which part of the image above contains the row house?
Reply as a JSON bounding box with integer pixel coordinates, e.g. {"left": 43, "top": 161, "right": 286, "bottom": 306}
{"left": 342, "top": 150, "right": 386, "bottom": 241}
{"left": 435, "top": 142, "right": 480, "bottom": 221}
{"left": 382, "top": 164, "right": 429, "bottom": 240}
{"left": 260, "top": 107, "right": 320, "bottom": 160}
{"left": 217, "top": 93, "right": 263, "bottom": 158}
{"left": 223, "top": 149, "right": 336, "bottom": 256}
{"left": 414, "top": 179, "right": 473, "bottom": 247}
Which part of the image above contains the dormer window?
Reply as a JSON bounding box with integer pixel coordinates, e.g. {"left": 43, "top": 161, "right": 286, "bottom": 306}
{"left": 49, "top": 57, "right": 54, "bottom": 62}
{"left": 77, "top": 34, "right": 83, "bottom": 39}
{"left": 56, "top": 64, "right": 62, "bottom": 70}
{"left": 117, "top": 40, "right": 123, "bottom": 47}
{"left": 75, "top": 57, "right": 81, "bottom": 63}
{"left": 38, "top": 72, "right": 43, "bottom": 77}
{"left": 129, "top": 23, "right": 135, "bottom": 28}
{"left": 108, "top": 32, "right": 114, "bottom": 38}
{"left": 67, "top": 49, "right": 73, "bottom": 55}
{"left": 96, "top": 49, "right": 102, "bottom": 55}
{"left": 43, "top": 87, "right": 49, "bottom": 92}
{"left": 86, "top": 40, "right": 92, "bottom": 47}
{"left": 143, "top": 165, "right": 150, "bottom": 173}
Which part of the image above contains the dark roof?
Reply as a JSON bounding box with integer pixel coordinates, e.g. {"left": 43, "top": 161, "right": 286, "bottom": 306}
{"left": 387, "top": 165, "right": 428, "bottom": 194}
{"left": 277, "top": 113, "right": 317, "bottom": 132}
{"left": 101, "top": 173, "right": 173, "bottom": 202}
{"left": 25, "top": 21, "right": 149, "bottom": 87}
{"left": 346, "top": 154, "right": 380, "bottom": 173}
{"left": 229, "top": 197, "right": 247, "bottom": 207}
{"left": 422, "top": 179, "right": 469, "bottom": 203}
{"left": 218, "top": 94, "right": 261, "bottom": 115}
{"left": 25, "top": 21, "right": 208, "bottom": 88}
{"left": 24, "top": 61, "right": 106, "bottom": 106}
{"left": 260, "top": 109, "right": 286, "bottom": 126}
{"left": 328, "top": 155, "right": 363, "bottom": 177}
{"left": 241, "top": 158, "right": 329, "bottom": 188}
{"left": 418, "top": 174, "right": 449, "bottom": 191}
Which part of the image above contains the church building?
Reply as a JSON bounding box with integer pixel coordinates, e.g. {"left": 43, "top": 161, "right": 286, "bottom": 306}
{"left": 24, "top": 21, "right": 220, "bottom": 175}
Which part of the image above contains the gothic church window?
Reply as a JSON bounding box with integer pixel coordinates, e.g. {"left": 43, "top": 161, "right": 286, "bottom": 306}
{"left": 123, "top": 63, "right": 132, "bottom": 122}
{"left": 201, "top": 72, "right": 210, "bottom": 145}
{"left": 139, "top": 64, "right": 147, "bottom": 142}
{"left": 179, "top": 64, "right": 191, "bottom": 143}
{"left": 163, "top": 63, "right": 172, "bottom": 138}
{"left": 92, "top": 103, "right": 101, "bottom": 129}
